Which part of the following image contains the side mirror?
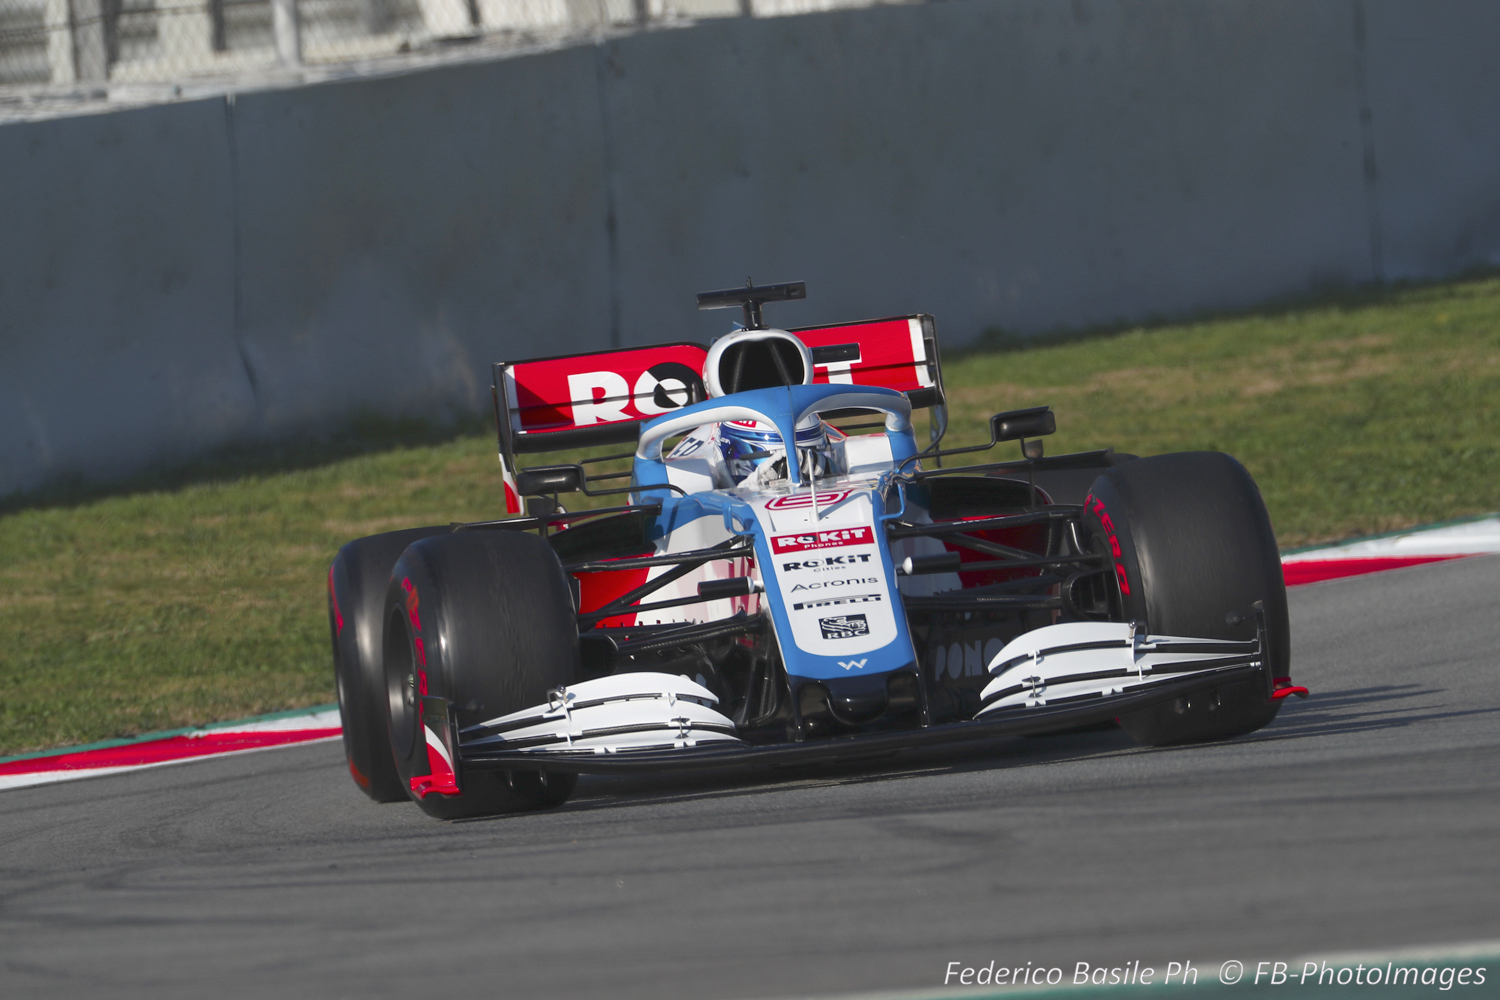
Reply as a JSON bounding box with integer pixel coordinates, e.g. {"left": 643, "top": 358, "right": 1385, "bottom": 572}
{"left": 515, "top": 464, "right": 586, "bottom": 496}
{"left": 991, "top": 406, "right": 1056, "bottom": 442}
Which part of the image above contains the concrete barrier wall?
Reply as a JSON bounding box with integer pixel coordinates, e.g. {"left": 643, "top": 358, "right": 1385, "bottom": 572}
{"left": 0, "top": 100, "right": 255, "bottom": 491}
{"left": 605, "top": 0, "right": 1377, "bottom": 343}
{"left": 228, "top": 47, "right": 614, "bottom": 437}
{"left": 3, "top": 0, "right": 1499, "bottom": 496}
{"left": 1363, "top": 0, "right": 1500, "bottom": 281}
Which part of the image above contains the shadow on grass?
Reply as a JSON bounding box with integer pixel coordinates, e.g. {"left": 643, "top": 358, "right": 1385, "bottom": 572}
{"left": 0, "top": 409, "right": 495, "bottom": 519}
{"left": 946, "top": 265, "right": 1500, "bottom": 361}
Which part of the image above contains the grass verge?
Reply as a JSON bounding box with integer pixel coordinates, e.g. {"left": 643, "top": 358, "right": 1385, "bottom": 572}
{"left": 3, "top": 276, "right": 1498, "bottom": 754}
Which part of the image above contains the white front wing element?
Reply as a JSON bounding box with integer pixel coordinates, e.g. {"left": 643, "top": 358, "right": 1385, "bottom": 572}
{"left": 461, "top": 673, "right": 741, "bottom": 755}
{"left": 975, "top": 622, "right": 1261, "bottom": 716}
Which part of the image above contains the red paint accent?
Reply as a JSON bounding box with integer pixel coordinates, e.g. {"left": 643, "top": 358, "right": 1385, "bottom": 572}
{"left": 576, "top": 560, "right": 653, "bottom": 629}
{"left": 0, "top": 729, "right": 342, "bottom": 776}
{"left": 1085, "top": 493, "right": 1131, "bottom": 597}
{"left": 507, "top": 344, "right": 710, "bottom": 436}
{"left": 938, "top": 521, "right": 1048, "bottom": 589}
{"left": 405, "top": 585, "right": 421, "bottom": 632}
{"left": 414, "top": 636, "right": 427, "bottom": 666}
{"left": 328, "top": 565, "right": 344, "bottom": 634}
{"left": 347, "top": 757, "right": 370, "bottom": 788}
{"left": 771, "top": 526, "right": 873, "bottom": 553}
{"left": 793, "top": 317, "right": 933, "bottom": 394}
{"left": 417, "top": 670, "right": 428, "bottom": 697}
{"left": 1282, "top": 555, "right": 1471, "bottom": 587}
{"left": 1271, "top": 677, "right": 1310, "bottom": 700}
{"left": 410, "top": 726, "right": 461, "bottom": 799}
{"left": 765, "top": 490, "right": 853, "bottom": 510}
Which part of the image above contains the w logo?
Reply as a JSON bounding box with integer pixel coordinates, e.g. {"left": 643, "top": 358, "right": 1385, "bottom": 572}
{"left": 837, "top": 659, "right": 868, "bottom": 671}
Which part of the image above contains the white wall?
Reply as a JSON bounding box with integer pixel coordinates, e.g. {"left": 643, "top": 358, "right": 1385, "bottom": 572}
{"left": 3, "top": 0, "right": 1499, "bottom": 497}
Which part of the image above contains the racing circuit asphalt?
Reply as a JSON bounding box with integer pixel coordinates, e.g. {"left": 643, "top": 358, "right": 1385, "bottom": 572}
{"left": 3, "top": 556, "right": 1498, "bottom": 1000}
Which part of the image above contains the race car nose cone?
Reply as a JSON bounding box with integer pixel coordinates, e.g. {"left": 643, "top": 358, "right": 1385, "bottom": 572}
{"left": 823, "top": 673, "right": 889, "bottom": 724}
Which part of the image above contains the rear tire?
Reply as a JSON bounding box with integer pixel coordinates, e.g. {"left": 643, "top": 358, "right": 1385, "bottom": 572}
{"left": 1083, "top": 452, "right": 1288, "bottom": 746}
{"left": 384, "top": 531, "right": 580, "bottom": 819}
{"left": 329, "top": 526, "right": 450, "bottom": 802}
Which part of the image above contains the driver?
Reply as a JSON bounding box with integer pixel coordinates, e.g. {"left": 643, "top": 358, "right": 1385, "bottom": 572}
{"left": 665, "top": 328, "right": 846, "bottom": 489}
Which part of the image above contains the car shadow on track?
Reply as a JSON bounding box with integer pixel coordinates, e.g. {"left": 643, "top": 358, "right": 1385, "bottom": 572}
{"left": 510, "top": 684, "right": 1492, "bottom": 817}
{"left": 530, "top": 725, "right": 1146, "bottom": 817}
{"left": 1200, "top": 682, "right": 1500, "bottom": 748}
{"left": 450, "top": 683, "right": 1498, "bottom": 823}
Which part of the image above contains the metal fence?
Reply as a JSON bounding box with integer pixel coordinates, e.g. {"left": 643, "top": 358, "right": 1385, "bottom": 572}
{"left": 0, "top": 0, "right": 873, "bottom": 88}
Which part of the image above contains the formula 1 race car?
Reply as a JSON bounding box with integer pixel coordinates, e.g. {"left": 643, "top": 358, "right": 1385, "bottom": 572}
{"left": 329, "top": 281, "right": 1305, "bottom": 819}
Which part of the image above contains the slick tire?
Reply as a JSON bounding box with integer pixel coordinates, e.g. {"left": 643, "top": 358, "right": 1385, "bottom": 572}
{"left": 383, "top": 531, "right": 580, "bottom": 820}
{"left": 1083, "top": 452, "right": 1289, "bottom": 746}
{"left": 329, "top": 526, "right": 450, "bottom": 802}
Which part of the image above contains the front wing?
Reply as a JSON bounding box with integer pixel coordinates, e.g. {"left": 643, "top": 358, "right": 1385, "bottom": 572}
{"left": 456, "top": 659, "right": 1267, "bottom": 777}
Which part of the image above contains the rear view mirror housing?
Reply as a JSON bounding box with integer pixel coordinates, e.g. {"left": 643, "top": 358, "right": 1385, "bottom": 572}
{"left": 991, "top": 406, "right": 1056, "bottom": 442}
{"left": 515, "top": 465, "right": 586, "bottom": 496}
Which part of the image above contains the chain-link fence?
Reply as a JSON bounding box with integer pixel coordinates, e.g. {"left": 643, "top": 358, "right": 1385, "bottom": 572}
{"left": 0, "top": 0, "right": 874, "bottom": 90}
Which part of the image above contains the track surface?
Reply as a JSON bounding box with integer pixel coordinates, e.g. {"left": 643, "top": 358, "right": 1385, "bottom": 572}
{"left": 4, "top": 557, "right": 1498, "bottom": 999}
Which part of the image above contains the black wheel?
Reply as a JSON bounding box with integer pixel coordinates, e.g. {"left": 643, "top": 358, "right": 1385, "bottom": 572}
{"left": 329, "top": 526, "right": 450, "bottom": 802}
{"left": 383, "top": 531, "right": 580, "bottom": 819}
{"left": 1083, "top": 452, "right": 1288, "bottom": 746}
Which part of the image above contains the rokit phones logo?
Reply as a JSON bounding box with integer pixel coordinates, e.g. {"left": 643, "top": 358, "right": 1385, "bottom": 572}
{"left": 819, "top": 614, "right": 870, "bottom": 640}
{"left": 790, "top": 577, "right": 880, "bottom": 592}
{"left": 782, "top": 553, "right": 874, "bottom": 572}
{"left": 771, "top": 527, "right": 873, "bottom": 553}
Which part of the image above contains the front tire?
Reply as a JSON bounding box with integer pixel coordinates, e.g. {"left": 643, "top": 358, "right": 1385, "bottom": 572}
{"left": 1084, "top": 452, "right": 1288, "bottom": 746}
{"left": 329, "top": 526, "right": 450, "bottom": 802}
{"left": 383, "top": 531, "right": 580, "bottom": 819}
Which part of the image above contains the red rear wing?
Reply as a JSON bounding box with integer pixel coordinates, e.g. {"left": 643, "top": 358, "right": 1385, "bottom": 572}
{"left": 793, "top": 314, "right": 942, "bottom": 408}
{"left": 495, "top": 343, "right": 710, "bottom": 458}
{"left": 491, "top": 314, "right": 944, "bottom": 499}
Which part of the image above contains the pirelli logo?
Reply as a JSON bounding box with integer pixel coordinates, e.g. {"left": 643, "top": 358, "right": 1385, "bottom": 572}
{"left": 793, "top": 593, "right": 884, "bottom": 611}
{"left": 771, "top": 527, "right": 873, "bottom": 554}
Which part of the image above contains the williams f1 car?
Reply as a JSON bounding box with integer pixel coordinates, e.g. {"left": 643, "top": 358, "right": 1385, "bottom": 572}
{"left": 328, "top": 281, "right": 1306, "bottom": 819}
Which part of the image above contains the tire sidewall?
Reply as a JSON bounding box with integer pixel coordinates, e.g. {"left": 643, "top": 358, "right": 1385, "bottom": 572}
{"left": 383, "top": 532, "right": 580, "bottom": 818}
{"left": 1083, "top": 452, "right": 1288, "bottom": 744}
{"left": 329, "top": 526, "right": 448, "bottom": 802}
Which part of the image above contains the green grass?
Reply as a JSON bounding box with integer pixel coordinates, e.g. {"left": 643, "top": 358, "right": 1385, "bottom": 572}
{"left": 3, "top": 275, "right": 1499, "bottom": 755}
{"left": 944, "top": 277, "right": 1500, "bottom": 543}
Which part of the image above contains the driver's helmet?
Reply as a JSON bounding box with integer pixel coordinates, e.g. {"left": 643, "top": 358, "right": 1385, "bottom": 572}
{"left": 719, "top": 415, "right": 831, "bottom": 484}
{"left": 701, "top": 327, "right": 839, "bottom": 485}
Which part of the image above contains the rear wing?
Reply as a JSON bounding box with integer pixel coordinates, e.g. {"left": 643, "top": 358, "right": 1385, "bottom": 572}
{"left": 491, "top": 314, "right": 945, "bottom": 513}
{"left": 792, "top": 314, "right": 943, "bottom": 411}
